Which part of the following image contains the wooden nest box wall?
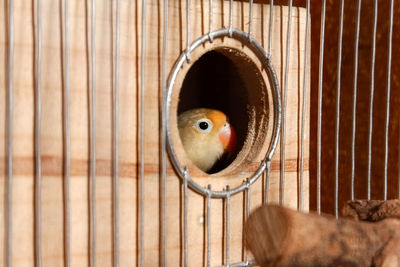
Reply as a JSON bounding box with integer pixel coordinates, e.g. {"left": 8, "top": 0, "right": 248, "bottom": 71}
{"left": 0, "top": 0, "right": 310, "bottom": 266}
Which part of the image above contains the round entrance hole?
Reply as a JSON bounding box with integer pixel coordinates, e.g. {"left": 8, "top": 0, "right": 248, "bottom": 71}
{"left": 177, "top": 47, "right": 269, "bottom": 174}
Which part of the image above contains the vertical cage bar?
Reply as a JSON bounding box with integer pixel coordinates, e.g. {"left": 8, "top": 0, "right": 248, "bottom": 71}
{"left": 351, "top": 0, "right": 361, "bottom": 201}
{"left": 228, "top": 0, "right": 233, "bottom": 36}
{"left": 264, "top": 0, "right": 274, "bottom": 209}
{"left": 245, "top": 181, "right": 250, "bottom": 263}
{"left": 34, "top": 0, "right": 42, "bottom": 265}
{"left": 206, "top": 185, "right": 211, "bottom": 267}
{"left": 89, "top": 0, "right": 97, "bottom": 265}
{"left": 267, "top": 0, "right": 273, "bottom": 56}
{"left": 63, "top": 0, "right": 71, "bottom": 266}
{"left": 383, "top": 0, "right": 394, "bottom": 201}
{"left": 183, "top": 170, "right": 189, "bottom": 267}
{"left": 113, "top": 0, "right": 121, "bottom": 265}
{"left": 280, "top": 0, "right": 292, "bottom": 205}
{"left": 6, "top": 0, "right": 14, "bottom": 266}
{"left": 225, "top": 186, "right": 231, "bottom": 266}
{"left": 208, "top": 0, "right": 213, "bottom": 41}
{"left": 367, "top": 0, "right": 378, "bottom": 200}
{"left": 264, "top": 161, "right": 270, "bottom": 204}
{"left": 247, "top": 0, "right": 253, "bottom": 38}
{"left": 398, "top": 117, "right": 400, "bottom": 199}
{"left": 160, "top": 0, "right": 168, "bottom": 266}
{"left": 139, "top": 0, "right": 146, "bottom": 265}
{"left": 186, "top": 0, "right": 191, "bottom": 62}
{"left": 334, "top": 0, "right": 344, "bottom": 219}
{"left": 299, "top": 0, "right": 310, "bottom": 212}
{"left": 317, "top": 0, "right": 326, "bottom": 215}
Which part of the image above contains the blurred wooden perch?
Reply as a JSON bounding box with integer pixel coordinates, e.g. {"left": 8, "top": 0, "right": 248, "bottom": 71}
{"left": 245, "top": 203, "right": 400, "bottom": 267}
{"left": 342, "top": 199, "right": 400, "bottom": 222}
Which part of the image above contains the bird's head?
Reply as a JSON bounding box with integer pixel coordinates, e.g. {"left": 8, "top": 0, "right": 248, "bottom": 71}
{"left": 178, "top": 108, "right": 237, "bottom": 172}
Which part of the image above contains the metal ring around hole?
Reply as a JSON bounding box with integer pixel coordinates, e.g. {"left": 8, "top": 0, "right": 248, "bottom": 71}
{"left": 165, "top": 27, "right": 281, "bottom": 198}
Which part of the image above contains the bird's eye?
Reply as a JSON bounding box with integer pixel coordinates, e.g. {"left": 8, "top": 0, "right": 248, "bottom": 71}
{"left": 199, "top": 121, "right": 208, "bottom": 130}
{"left": 195, "top": 118, "right": 213, "bottom": 133}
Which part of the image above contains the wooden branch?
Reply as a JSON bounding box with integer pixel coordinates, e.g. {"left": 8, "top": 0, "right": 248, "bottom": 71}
{"left": 245, "top": 205, "right": 400, "bottom": 267}
{"left": 342, "top": 199, "right": 400, "bottom": 222}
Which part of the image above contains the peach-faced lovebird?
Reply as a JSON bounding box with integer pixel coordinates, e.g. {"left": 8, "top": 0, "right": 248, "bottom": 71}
{"left": 178, "top": 108, "right": 236, "bottom": 172}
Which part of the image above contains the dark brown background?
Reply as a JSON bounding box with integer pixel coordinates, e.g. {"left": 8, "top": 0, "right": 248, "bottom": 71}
{"left": 309, "top": 0, "right": 400, "bottom": 214}
{"left": 243, "top": 0, "right": 400, "bottom": 214}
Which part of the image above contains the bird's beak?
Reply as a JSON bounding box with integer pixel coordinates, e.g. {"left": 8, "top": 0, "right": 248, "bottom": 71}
{"left": 218, "top": 123, "right": 236, "bottom": 157}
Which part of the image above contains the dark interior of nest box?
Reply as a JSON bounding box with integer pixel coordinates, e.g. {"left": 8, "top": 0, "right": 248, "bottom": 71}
{"left": 178, "top": 48, "right": 269, "bottom": 174}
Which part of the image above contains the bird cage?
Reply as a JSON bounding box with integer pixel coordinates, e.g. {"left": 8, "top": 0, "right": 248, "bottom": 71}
{"left": 310, "top": 0, "right": 398, "bottom": 219}
{"left": 2, "top": 0, "right": 397, "bottom": 266}
{"left": 1, "top": 0, "right": 310, "bottom": 266}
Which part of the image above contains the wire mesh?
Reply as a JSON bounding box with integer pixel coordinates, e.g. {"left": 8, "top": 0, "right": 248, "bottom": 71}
{"left": 89, "top": 0, "right": 97, "bottom": 265}
{"left": 183, "top": 169, "right": 189, "bottom": 267}
{"left": 383, "top": 0, "right": 394, "bottom": 201}
{"left": 6, "top": 0, "right": 14, "bottom": 266}
{"left": 160, "top": 0, "right": 169, "bottom": 265}
{"left": 4, "top": 0, "right": 400, "bottom": 264}
{"left": 399, "top": 116, "right": 400, "bottom": 199}
{"left": 299, "top": 0, "right": 310, "bottom": 212}
{"left": 315, "top": 0, "right": 397, "bottom": 213}
{"left": 367, "top": 0, "right": 378, "bottom": 201}
{"left": 264, "top": 161, "right": 271, "bottom": 204}
{"left": 113, "top": 0, "right": 121, "bottom": 265}
{"left": 316, "top": 0, "right": 326, "bottom": 215}
{"left": 248, "top": 0, "right": 254, "bottom": 38}
{"left": 62, "top": 0, "right": 71, "bottom": 265}
{"left": 267, "top": 0, "right": 274, "bottom": 56}
{"left": 334, "top": 0, "right": 345, "bottom": 219}
{"left": 208, "top": 0, "right": 213, "bottom": 42}
{"left": 244, "top": 180, "right": 250, "bottom": 262}
{"left": 186, "top": 0, "right": 191, "bottom": 62}
{"left": 34, "top": 0, "right": 42, "bottom": 265}
{"left": 224, "top": 186, "right": 231, "bottom": 266}
{"left": 206, "top": 185, "right": 212, "bottom": 267}
{"left": 229, "top": 0, "right": 233, "bottom": 36}
{"left": 0, "top": 0, "right": 327, "bottom": 266}
{"left": 139, "top": 0, "right": 147, "bottom": 265}
{"left": 351, "top": 0, "right": 362, "bottom": 201}
{"left": 280, "top": 0, "right": 292, "bottom": 205}
{"left": 264, "top": 1, "right": 274, "bottom": 206}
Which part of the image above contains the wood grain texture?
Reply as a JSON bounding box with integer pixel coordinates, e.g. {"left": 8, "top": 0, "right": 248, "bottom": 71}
{"left": 0, "top": 1, "right": 309, "bottom": 266}
{"left": 342, "top": 199, "right": 400, "bottom": 221}
{"left": 245, "top": 205, "right": 400, "bottom": 267}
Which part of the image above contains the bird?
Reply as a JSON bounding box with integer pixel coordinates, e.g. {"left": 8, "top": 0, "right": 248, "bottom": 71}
{"left": 178, "top": 108, "right": 236, "bottom": 173}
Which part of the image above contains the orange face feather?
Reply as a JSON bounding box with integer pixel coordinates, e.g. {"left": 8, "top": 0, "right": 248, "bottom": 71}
{"left": 178, "top": 108, "right": 237, "bottom": 172}
{"left": 218, "top": 123, "right": 236, "bottom": 155}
